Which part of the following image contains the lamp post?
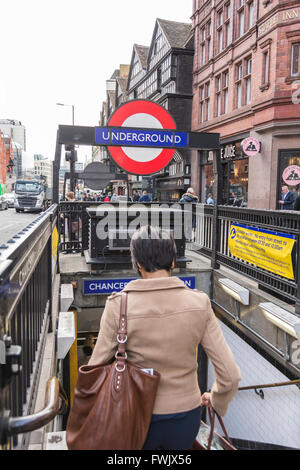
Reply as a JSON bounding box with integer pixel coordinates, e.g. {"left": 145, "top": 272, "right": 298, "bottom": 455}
{"left": 56, "top": 102, "right": 75, "bottom": 125}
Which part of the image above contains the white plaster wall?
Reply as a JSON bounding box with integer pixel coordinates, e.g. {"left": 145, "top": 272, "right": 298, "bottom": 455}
{"left": 207, "top": 321, "right": 300, "bottom": 449}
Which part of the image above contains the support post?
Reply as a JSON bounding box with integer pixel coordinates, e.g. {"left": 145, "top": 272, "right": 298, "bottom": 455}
{"left": 53, "top": 130, "right": 62, "bottom": 204}
{"left": 211, "top": 149, "right": 222, "bottom": 270}
{"left": 295, "top": 235, "right": 300, "bottom": 317}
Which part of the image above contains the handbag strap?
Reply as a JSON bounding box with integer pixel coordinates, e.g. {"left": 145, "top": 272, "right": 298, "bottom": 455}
{"left": 115, "top": 292, "right": 128, "bottom": 372}
{"left": 207, "top": 408, "right": 232, "bottom": 450}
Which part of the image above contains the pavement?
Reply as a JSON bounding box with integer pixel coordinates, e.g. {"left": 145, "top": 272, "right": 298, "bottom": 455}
{"left": 0, "top": 208, "right": 39, "bottom": 245}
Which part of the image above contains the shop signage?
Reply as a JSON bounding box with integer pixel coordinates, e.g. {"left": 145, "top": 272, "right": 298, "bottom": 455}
{"left": 282, "top": 165, "right": 300, "bottom": 186}
{"left": 102, "top": 99, "right": 178, "bottom": 176}
{"left": 83, "top": 276, "right": 196, "bottom": 295}
{"left": 242, "top": 137, "right": 261, "bottom": 157}
{"left": 220, "top": 144, "right": 235, "bottom": 160}
{"left": 228, "top": 223, "right": 296, "bottom": 280}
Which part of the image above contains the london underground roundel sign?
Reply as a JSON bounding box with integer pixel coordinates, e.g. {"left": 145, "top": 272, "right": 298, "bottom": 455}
{"left": 106, "top": 100, "right": 177, "bottom": 175}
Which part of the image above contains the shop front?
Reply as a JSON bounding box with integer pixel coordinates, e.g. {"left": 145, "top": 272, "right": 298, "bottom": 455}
{"left": 155, "top": 178, "right": 191, "bottom": 203}
{"left": 200, "top": 136, "right": 249, "bottom": 206}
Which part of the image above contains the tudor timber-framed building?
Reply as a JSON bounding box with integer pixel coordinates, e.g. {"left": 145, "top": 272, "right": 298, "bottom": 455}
{"left": 191, "top": 0, "right": 300, "bottom": 209}
{"left": 126, "top": 18, "right": 194, "bottom": 201}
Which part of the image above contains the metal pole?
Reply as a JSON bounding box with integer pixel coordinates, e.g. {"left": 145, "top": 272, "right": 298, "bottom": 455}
{"left": 70, "top": 156, "right": 75, "bottom": 193}
{"left": 211, "top": 148, "right": 222, "bottom": 270}
{"left": 53, "top": 130, "right": 62, "bottom": 204}
{"left": 295, "top": 234, "right": 300, "bottom": 316}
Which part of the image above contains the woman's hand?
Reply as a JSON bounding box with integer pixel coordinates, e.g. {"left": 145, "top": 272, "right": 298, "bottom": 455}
{"left": 201, "top": 392, "right": 213, "bottom": 410}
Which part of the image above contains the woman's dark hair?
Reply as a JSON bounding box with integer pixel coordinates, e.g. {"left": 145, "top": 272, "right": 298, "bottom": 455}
{"left": 130, "top": 225, "right": 177, "bottom": 273}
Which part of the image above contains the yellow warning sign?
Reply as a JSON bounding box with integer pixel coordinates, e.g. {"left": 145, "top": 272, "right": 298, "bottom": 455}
{"left": 51, "top": 225, "right": 59, "bottom": 276}
{"left": 228, "top": 223, "right": 295, "bottom": 280}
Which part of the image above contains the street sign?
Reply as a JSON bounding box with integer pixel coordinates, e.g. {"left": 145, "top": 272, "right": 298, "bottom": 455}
{"left": 242, "top": 137, "right": 261, "bottom": 156}
{"left": 282, "top": 165, "right": 300, "bottom": 186}
{"left": 83, "top": 276, "right": 196, "bottom": 295}
{"left": 81, "top": 162, "right": 127, "bottom": 190}
{"left": 104, "top": 100, "right": 178, "bottom": 175}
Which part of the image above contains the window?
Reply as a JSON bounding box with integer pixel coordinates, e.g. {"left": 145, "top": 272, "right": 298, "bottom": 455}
{"left": 224, "top": 3, "right": 231, "bottom": 47}
{"left": 223, "top": 71, "right": 229, "bottom": 113}
{"left": 291, "top": 43, "right": 300, "bottom": 76}
{"left": 263, "top": 50, "right": 269, "bottom": 84}
{"left": 199, "top": 86, "right": 205, "bottom": 123}
{"left": 216, "top": 3, "right": 231, "bottom": 52}
{"left": 235, "top": 58, "right": 252, "bottom": 108}
{"left": 199, "top": 19, "right": 211, "bottom": 66}
{"left": 201, "top": 42, "right": 206, "bottom": 65}
{"left": 215, "top": 72, "right": 229, "bottom": 116}
{"left": 248, "top": 2, "right": 254, "bottom": 28}
{"left": 185, "top": 165, "right": 191, "bottom": 175}
{"left": 205, "top": 82, "right": 210, "bottom": 121}
{"left": 239, "top": 10, "right": 245, "bottom": 36}
{"left": 200, "top": 82, "right": 210, "bottom": 122}
{"left": 236, "top": 63, "right": 243, "bottom": 108}
{"left": 216, "top": 76, "right": 222, "bottom": 116}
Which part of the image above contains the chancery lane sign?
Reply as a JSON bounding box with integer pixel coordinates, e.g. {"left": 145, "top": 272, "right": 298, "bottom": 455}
{"left": 83, "top": 276, "right": 196, "bottom": 295}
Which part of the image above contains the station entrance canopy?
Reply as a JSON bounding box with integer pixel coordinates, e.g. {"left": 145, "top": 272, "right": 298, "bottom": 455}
{"left": 53, "top": 99, "right": 220, "bottom": 203}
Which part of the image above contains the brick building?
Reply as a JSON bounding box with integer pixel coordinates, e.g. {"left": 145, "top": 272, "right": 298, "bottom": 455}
{"left": 191, "top": 0, "right": 300, "bottom": 209}
{"left": 0, "top": 132, "right": 13, "bottom": 194}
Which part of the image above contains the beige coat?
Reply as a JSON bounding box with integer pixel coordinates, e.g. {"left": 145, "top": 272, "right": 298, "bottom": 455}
{"left": 88, "top": 276, "right": 241, "bottom": 416}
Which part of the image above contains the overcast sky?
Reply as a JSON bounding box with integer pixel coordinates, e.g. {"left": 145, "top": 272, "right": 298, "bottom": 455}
{"left": 1, "top": 0, "right": 192, "bottom": 168}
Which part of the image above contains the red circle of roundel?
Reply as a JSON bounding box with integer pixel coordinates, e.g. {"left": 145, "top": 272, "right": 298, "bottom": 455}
{"left": 107, "top": 100, "right": 177, "bottom": 175}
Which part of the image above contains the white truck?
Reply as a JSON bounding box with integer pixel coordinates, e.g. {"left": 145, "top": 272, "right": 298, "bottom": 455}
{"left": 14, "top": 179, "right": 50, "bottom": 213}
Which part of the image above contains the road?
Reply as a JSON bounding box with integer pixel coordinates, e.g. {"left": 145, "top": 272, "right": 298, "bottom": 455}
{"left": 0, "top": 208, "right": 40, "bottom": 245}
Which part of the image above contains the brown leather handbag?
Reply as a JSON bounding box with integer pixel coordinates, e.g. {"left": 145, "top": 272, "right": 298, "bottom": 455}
{"left": 192, "top": 408, "right": 236, "bottom": 450}
{"left": 66, "top": 292, "right": 160, "bottom": 450}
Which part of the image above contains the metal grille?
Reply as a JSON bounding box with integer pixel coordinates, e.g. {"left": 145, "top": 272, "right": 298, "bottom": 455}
{"left": 17, "top": 197, "right": 37, "bottom": 207}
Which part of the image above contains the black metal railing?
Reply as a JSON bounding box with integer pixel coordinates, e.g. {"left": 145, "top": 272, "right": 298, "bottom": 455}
{"left": 58, "top": 201, "right": 191, "bottom": 256}
{"left": 58, "top": 201, "right": 300, "bottom": 305}
{"left": 0, "top": 204, "right": 59, "bottom": 449}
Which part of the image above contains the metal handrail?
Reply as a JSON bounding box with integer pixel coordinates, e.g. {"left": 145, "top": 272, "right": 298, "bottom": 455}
{"left": 6, "top": 377, "right": 68, "bottom": 437}
{"left": 238, "top": 379, "right": 300, "bottom": 392}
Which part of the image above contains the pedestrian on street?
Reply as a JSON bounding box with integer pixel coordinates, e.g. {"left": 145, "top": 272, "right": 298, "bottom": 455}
{"left": 206, "top": 193, "right": 214, "bottom": 205}
{"left": 132, "top": 190, "right": 141, "bottom": 202}
{"left": 179, "top": 188, "right": 199, "bottom": 241}
{"left": 64, "top": 191, "right": 78, "bottom": 253}
{"left": 293, "top": 188, "right": 300, "bottom": 210}
{"left": 139, "top": 190, "right": 152, "bottom": 202}
{"left": 278, "top": 185, "right": 294, "bottom": 210}
{"left": 110, "top": 192, "right": 118, "bottom": 202}
{"left": 104, "top": 192, "right": 111, "bottom": 202}
{"left": 88, "top": 225, "right": 241, "bottom": 450}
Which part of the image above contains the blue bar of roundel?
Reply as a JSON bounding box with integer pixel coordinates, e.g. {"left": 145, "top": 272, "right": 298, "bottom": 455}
{"left": 95, "top": 127, "right": 188, "bottom": 148}
{"left": 83, "top": 276, "right": 195, "bottom": 295}
{"left": 95, "top": 127, "right": 111, "bottom": 145}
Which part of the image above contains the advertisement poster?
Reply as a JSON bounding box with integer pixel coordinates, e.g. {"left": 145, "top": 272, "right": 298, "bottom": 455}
{"left": 228, "top": 223, "right": 296, "bottom": 280}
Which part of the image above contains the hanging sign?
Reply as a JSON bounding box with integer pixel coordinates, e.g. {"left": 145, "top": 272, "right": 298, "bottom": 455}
{"left": 282, "top": 165, "right": 300, "bottom": 186}
{"left": 96, "top": 100, "right": 182, "bottom": 175}
{"left": 242, "top": 137, "right": 261, "bottom": 156}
